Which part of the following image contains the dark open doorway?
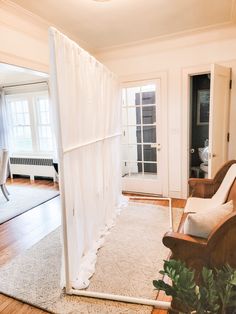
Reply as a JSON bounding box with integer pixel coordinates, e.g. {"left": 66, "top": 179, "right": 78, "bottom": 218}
{"left": 189, "top": 74, "right": 210, "bottom": 178}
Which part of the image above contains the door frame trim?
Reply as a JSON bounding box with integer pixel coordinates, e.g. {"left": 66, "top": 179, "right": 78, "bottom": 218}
{"left": 181, "top": 65, "right": 210, "bottom": 198}
{"left": 120, "top": 71, "right": 168, "bottom": 196}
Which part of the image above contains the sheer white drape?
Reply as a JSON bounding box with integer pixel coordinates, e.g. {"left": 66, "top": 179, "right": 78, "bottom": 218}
{"left": 49, "top": 28, "right": 123, "bottom": 289}
{"left": 0, "top": 90, "right": 11, "bottom": 151}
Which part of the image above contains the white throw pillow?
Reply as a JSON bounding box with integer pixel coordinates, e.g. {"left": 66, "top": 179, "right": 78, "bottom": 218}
{"left": 183, "top": 200, "right": 234, "bottom": 239}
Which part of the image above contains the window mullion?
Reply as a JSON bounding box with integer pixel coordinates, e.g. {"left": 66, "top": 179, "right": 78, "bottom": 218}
{"left": 29, "top": 95, "right": 38, "bottom": 155}
{"left": 140, "top": 92, "right": 144, "bottom": 175}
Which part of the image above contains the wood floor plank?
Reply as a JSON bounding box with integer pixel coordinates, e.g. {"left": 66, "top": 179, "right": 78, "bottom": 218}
{"left": 0, "top": 295, "right": 49, "bottom": 314}
{"left": 0, "top": 296, "right": 13, "bottom": 312}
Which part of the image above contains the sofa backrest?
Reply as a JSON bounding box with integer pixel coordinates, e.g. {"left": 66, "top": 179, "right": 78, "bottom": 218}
{"left": 226, "top": 178, "right": 236, "bottom": 211}
{"left": 211, "top": 163, "right": 236, "bottom": 205}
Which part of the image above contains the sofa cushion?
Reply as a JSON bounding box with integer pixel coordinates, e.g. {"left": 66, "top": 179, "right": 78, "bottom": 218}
{"left": 184, "top": 197, "right": 216, "bottom": 213}
{"left": 183, "top": 200, "right": 234, "bottom": 238}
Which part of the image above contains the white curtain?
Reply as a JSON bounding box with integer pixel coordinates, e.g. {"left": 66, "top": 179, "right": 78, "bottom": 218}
{"left": 49, "top": 28, "right": 123, "bottom": 290}
{"left": 0, "top": 90, "right": 11, "bottom": 151}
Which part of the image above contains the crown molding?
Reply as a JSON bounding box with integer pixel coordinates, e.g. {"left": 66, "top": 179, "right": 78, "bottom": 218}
{"left": 0, "top": 0, "right": 48, "bottom": 42}
{"left": 95, "top": 23, "right": 236, "bottom": 61}
{"left": 0, "top": 0, "right": 51, "bottom": 31}
{"left": 0, "top": 0, "right": 93, "bottom": 52}
{"left": 95, "top": 20, "right": 235, "bottom": 55}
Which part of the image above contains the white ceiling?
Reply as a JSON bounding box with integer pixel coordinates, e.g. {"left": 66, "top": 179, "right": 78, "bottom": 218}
{"left": 0, "top": 63, "right": 48, "bottom": 86}
{"left": 10, "top": 0, "right": 236, "bottom": 51}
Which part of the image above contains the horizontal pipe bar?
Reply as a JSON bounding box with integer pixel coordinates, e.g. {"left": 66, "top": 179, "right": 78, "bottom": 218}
{"left": 63, "top": 132, "right": 122, "bottom": 154}
{"left": 69, "top": 289, "right": 171, "bottom": 309}
{"left": 129, "top": 196, "right": 171, "bottom": 201}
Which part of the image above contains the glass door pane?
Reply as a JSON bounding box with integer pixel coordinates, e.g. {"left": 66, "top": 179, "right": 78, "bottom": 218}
{"left": 122, "top": 83, "right": 158, "bottom": 178}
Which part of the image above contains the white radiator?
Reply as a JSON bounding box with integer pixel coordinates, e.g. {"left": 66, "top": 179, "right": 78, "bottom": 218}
{"left": 9, "top": 157, "right": 57, "bottom": 181}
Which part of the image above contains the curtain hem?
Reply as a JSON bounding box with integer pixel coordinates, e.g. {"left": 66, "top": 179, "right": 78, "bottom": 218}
{"left": 70, "top": 195, "right": 128, "bottom": 290}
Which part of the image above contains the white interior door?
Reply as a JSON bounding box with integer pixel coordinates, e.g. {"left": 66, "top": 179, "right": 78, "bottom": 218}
{"left": 208, "top": 64, "right": 231, "bottom": 178}
{"left": 121, "top": 80, "right": 162, "bottom": 194}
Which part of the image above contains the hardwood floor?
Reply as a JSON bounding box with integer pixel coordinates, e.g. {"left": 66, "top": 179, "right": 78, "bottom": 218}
{"left": 0, "top": 178, "right": 59, "bottom": 313}
{"left": 0, "top": 294, "right": 47, "bottom": 314}
{"left": 0, "top": 179, "right": 185, "bottom": 314}
{"left": 0, "top": 178, "right": 60, "bottom": 267}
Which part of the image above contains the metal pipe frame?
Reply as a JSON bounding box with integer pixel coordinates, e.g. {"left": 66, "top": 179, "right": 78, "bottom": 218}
{"left": 69, "top": 289, "right": 171, "bottom": 309}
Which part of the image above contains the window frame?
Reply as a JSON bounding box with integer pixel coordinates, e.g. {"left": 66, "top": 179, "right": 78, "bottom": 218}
{"left": 6, "top": 90, "right": 54, "bottom": 157}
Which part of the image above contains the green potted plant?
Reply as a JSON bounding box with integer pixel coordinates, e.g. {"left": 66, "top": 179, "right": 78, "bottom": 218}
{"left": 153, "top": 259, "right": 236, "bottom": 314}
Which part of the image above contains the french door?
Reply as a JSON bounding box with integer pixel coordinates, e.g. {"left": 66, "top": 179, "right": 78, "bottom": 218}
{"left": 121, "top": 80, "right": 162, "bottom": 194}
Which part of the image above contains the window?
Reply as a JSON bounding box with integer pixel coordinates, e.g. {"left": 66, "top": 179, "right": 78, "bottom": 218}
{"left": 10, "top": 98, "right": 32, "bottom": 152}
{"left": 6, "top": 91, "right": 54, "bottom": 156}
{"left": 36, "top": 95, "right": 53, "bottom": 152}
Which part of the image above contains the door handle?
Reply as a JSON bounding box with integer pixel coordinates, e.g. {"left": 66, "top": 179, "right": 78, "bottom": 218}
{"left": 190, "top": 148, "right": 195, "bottom": 154}
{"left": 151, "top": 143, "right": 161, "bottom": 150}
{"left": 209, "top": 153, "right": 216, "bottom": 158}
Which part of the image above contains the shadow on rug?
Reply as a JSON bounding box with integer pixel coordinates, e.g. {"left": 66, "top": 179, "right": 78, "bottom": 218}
{"left": 0, "top": 202, "right": 183, "bottom": 314}
{"left": 0, "top": 185, "right": 59, "bottom": 224}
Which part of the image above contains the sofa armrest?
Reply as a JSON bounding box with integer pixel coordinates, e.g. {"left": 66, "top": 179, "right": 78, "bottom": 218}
{"left": 163, "top": 231, "right": 207, "bottom": 249}
{"left": 163, "top": 231, "right": 208, "bottom": 273}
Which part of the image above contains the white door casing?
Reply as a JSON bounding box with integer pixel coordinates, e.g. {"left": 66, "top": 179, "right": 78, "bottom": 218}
{"left": 208, "top": 64, "right": 231, "bottom": 178}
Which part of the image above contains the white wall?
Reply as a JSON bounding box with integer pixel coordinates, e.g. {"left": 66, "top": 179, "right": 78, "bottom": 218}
{"left": 96, "top": 26, "right": 236, "bottom": 198}
{"left": 0, "top": 1, "right": 49, "bottom": 72}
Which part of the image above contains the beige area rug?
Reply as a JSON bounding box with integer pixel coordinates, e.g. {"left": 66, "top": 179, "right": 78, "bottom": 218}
{"left": 0, "top": 185, "right": 59, "bottom": 224}
{"left": 0, "top": 202, "right": 183, "bottom": 314}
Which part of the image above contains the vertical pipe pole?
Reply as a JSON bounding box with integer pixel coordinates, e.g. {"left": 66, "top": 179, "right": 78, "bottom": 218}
{"left": 49, "top": 28, "right": 71, "bottom": 293}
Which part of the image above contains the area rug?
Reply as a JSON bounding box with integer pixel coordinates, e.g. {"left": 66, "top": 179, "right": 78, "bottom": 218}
{"left": 0, "top": 185, "right": 59, "bottom": 224}
{"left": 0, "top": 202, "right": 183, "bottom": 314}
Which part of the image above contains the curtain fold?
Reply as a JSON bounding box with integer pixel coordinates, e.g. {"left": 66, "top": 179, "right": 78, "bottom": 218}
{"left": 49, "top": 28, "right": 124, "bottom": 290}
{"left": 0, "top": 90, "right": 11, "bottom": 151}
